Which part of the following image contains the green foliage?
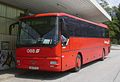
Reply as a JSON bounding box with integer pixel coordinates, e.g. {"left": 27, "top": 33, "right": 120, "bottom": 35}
{"left": 98, "top": 0, "right": 112, "bottom": 14}
{"left": 105, "top": 5, "right": 120, "bottom": 44}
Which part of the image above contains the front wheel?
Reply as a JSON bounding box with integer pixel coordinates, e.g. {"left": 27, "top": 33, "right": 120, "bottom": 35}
{"left": 73, "top": 55, "right": 82, "bottom": 72}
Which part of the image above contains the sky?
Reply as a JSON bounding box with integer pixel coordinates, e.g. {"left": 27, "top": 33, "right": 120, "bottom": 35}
{"left": 106, "top": 0, "right": 120, "bottom": 7}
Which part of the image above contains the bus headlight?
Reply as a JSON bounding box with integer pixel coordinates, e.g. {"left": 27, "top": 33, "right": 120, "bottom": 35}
{"left": 50, "top": 61, "right": 57, "bottom": 65}
{"left": 17, "top": 60, "right": 20, "bottom": 63}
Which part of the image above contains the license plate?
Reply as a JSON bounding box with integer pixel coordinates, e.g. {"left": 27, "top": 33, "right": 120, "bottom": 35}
{"left": 29, "top": 66, "right": 39, "bottom": 70}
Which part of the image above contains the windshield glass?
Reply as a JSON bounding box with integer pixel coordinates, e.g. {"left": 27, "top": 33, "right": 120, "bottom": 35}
{"left": 17, "top": 16, "right": 59, "bottom": 46}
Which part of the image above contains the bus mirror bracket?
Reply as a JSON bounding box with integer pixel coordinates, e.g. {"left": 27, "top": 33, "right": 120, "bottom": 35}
{"left": 9, "top": 22, "right": 19, "bottom": 35}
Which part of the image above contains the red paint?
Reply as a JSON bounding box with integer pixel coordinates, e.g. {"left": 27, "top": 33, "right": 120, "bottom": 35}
{"left": 16, "top": 13, "right": 110, "bottom": 72}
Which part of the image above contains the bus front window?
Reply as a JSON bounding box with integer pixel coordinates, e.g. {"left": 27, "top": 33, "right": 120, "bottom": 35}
{"left": 17, "top": 16, "right": 59, "bottom": 47}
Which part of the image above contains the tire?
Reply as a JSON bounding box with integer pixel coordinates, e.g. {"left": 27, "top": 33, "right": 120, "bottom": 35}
{"left": 73, "top": 55, "right": 82, "bottom": 72}
{"left": 100, "top": 50, "right": 105, "bottom": 61}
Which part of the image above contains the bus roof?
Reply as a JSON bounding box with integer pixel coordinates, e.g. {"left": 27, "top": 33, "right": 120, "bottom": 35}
{"left": 21, "top": 13, "right": 108, "bottom": 29}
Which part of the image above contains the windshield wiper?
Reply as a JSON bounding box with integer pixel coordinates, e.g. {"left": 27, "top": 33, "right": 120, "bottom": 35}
{"left": 22, "top": 29, "right": 37, "bottom": 40}
{"left": 20, "top": 24, "right": 39, "bottom": 42}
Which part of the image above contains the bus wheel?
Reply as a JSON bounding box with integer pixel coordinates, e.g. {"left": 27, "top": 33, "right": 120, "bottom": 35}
{"left": 73, "top": 55, "right": 81, "bottom": 72}
{"left": 100, "top": 50, "right": 105, "bottom": 61}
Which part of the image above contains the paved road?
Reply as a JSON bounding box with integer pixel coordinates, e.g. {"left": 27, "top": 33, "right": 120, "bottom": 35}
{"left": 1, "top": 48, "right": 120, "bottom": 82}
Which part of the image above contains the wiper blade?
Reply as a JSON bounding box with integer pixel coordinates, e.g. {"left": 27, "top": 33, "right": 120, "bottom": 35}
{"left": 21, "top": 29, "right": 37, "bottom": 40}
{"left": 21, "top": 22, "right": 40, "bottom": 41}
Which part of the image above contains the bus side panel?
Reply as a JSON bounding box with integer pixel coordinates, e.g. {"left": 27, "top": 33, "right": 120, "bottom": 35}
{"left": 69, "top": 37, "right": 98, "bottom": 64}
{"left": 103, "top": 38, "right": 110, "bottom": 56}
{"left": 61, "top": 37, "right": 99, "bottom": 71}
{"left": 93, "top": 38, "right": 103, "bottom": 59}
{"left": 61, "top": 39, "right": 77, "bottom": 71}
{"left": 61, "top": 51, "right": 76, "bottom": 71}
{"left": 69, "top": 37, "right": 110, "bottom": 64}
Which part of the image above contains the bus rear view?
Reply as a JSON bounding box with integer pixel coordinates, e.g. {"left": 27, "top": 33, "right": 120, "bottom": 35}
{"left": 10, "top": 13, "right": 110, "bottom": 72}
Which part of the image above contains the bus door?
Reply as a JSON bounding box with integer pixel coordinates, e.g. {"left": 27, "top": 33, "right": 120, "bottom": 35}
{"left": 61, "top": 31, "right": 72, "bottom": 71}
{"left": 60, "top": 18, "right": 70, "bottom": 51}
{"left": 60, "top": 18, "right": 74, "bottom": 71}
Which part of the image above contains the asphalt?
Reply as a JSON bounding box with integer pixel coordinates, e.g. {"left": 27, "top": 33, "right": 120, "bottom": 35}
{"left": 0, "top": 69, "right": 26, "bottom": 82}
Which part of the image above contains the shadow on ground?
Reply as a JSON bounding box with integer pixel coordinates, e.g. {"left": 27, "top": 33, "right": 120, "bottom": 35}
{"left": 0, "top": 59, "right": 103, "bottom": 80}
{"left": 15, "top": 70, "right": 71, "bottom": 80}
{"left": 0, "top": 68, "right": 24, "bottom": 75}
{"left": 15, "top": 59, "right": 102, "bottom": 80}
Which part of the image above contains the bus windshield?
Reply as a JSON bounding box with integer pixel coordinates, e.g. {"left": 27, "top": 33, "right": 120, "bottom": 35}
{"left": 17, "top": 16, "right": 59, "bottom": 47}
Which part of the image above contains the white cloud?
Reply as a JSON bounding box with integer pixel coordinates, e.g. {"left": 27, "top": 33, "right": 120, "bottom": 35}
{"left": 106, "top": 0, "right": 120, "bottom": 7}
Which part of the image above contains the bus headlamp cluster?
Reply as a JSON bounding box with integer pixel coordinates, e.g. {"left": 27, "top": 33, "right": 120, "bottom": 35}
{"left": 50, "top": 61, "right": 57, "bottom": 65}
{"left": 17, "top": 60, "right": 20, "bottom": 63}
{"left": 17, "top": 60, "right": 20, "bottom": 66}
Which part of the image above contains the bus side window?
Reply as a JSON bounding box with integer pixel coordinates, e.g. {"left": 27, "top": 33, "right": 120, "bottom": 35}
{"left": 60, "top": 18, "right": 69, "bottom": 46}
{"left": 105, "top": 29, "right": 109, "bottom": 38}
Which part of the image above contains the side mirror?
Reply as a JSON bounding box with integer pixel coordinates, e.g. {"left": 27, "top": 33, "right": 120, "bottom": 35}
{"left": 9, "top": 22, "right": 19, "bottom": 35}
{"left": 62, "top": 39, "right": 69, "bottom": 46}
{"left": 61, "top": 35, "right": 69, "bottom": 46}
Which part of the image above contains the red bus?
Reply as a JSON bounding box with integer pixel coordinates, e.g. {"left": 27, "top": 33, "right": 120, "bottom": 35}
{"left": 10, "top": 13, "right": 110, "bottom": 72}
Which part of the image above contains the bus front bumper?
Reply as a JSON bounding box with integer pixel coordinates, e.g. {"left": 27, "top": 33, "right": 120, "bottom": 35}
{"left": 16, "top": 57, "right": 62, "bottom": 72}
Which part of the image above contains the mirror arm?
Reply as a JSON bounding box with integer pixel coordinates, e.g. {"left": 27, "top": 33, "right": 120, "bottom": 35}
{"left": 9, "top": 24, "right": 13, "bottom": 35}
{"left": 9, "top": 22, "right": 19, "bottom": 35}
{"left": 66, "top": 39, "right": 69, "bottom": 46}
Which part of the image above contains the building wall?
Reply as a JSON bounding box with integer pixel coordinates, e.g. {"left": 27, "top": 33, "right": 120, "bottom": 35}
{"left": 0, "top": 3, "right": 24, "bottom": 70}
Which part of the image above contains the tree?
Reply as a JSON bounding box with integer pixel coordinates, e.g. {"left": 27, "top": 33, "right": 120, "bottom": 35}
{"left": 98, "top": 0, "right": 120, "bottom": 44}
{"left": 105, "top": 5, "right": 120, "bottom": 44}
{"left": 97, "top": 0, "right": 112, "bottom": 14}
{"left": 113, "top": 5, "right": 120, "bottom": 43}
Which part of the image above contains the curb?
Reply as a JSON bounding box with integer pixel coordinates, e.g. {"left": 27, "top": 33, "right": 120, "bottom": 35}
{"left": 0, "top": 74, "right": 15, "bottom": 82}
{"left": 111, "top": 48, "right": 120, "bottom": 50}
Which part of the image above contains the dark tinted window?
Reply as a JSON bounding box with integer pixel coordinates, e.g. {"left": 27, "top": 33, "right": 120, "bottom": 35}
{"left": 104, "top": 29, "right": 109, "bottom": 38}
{"left": 62, "top": 16, "right": 109, "bottom": 38}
